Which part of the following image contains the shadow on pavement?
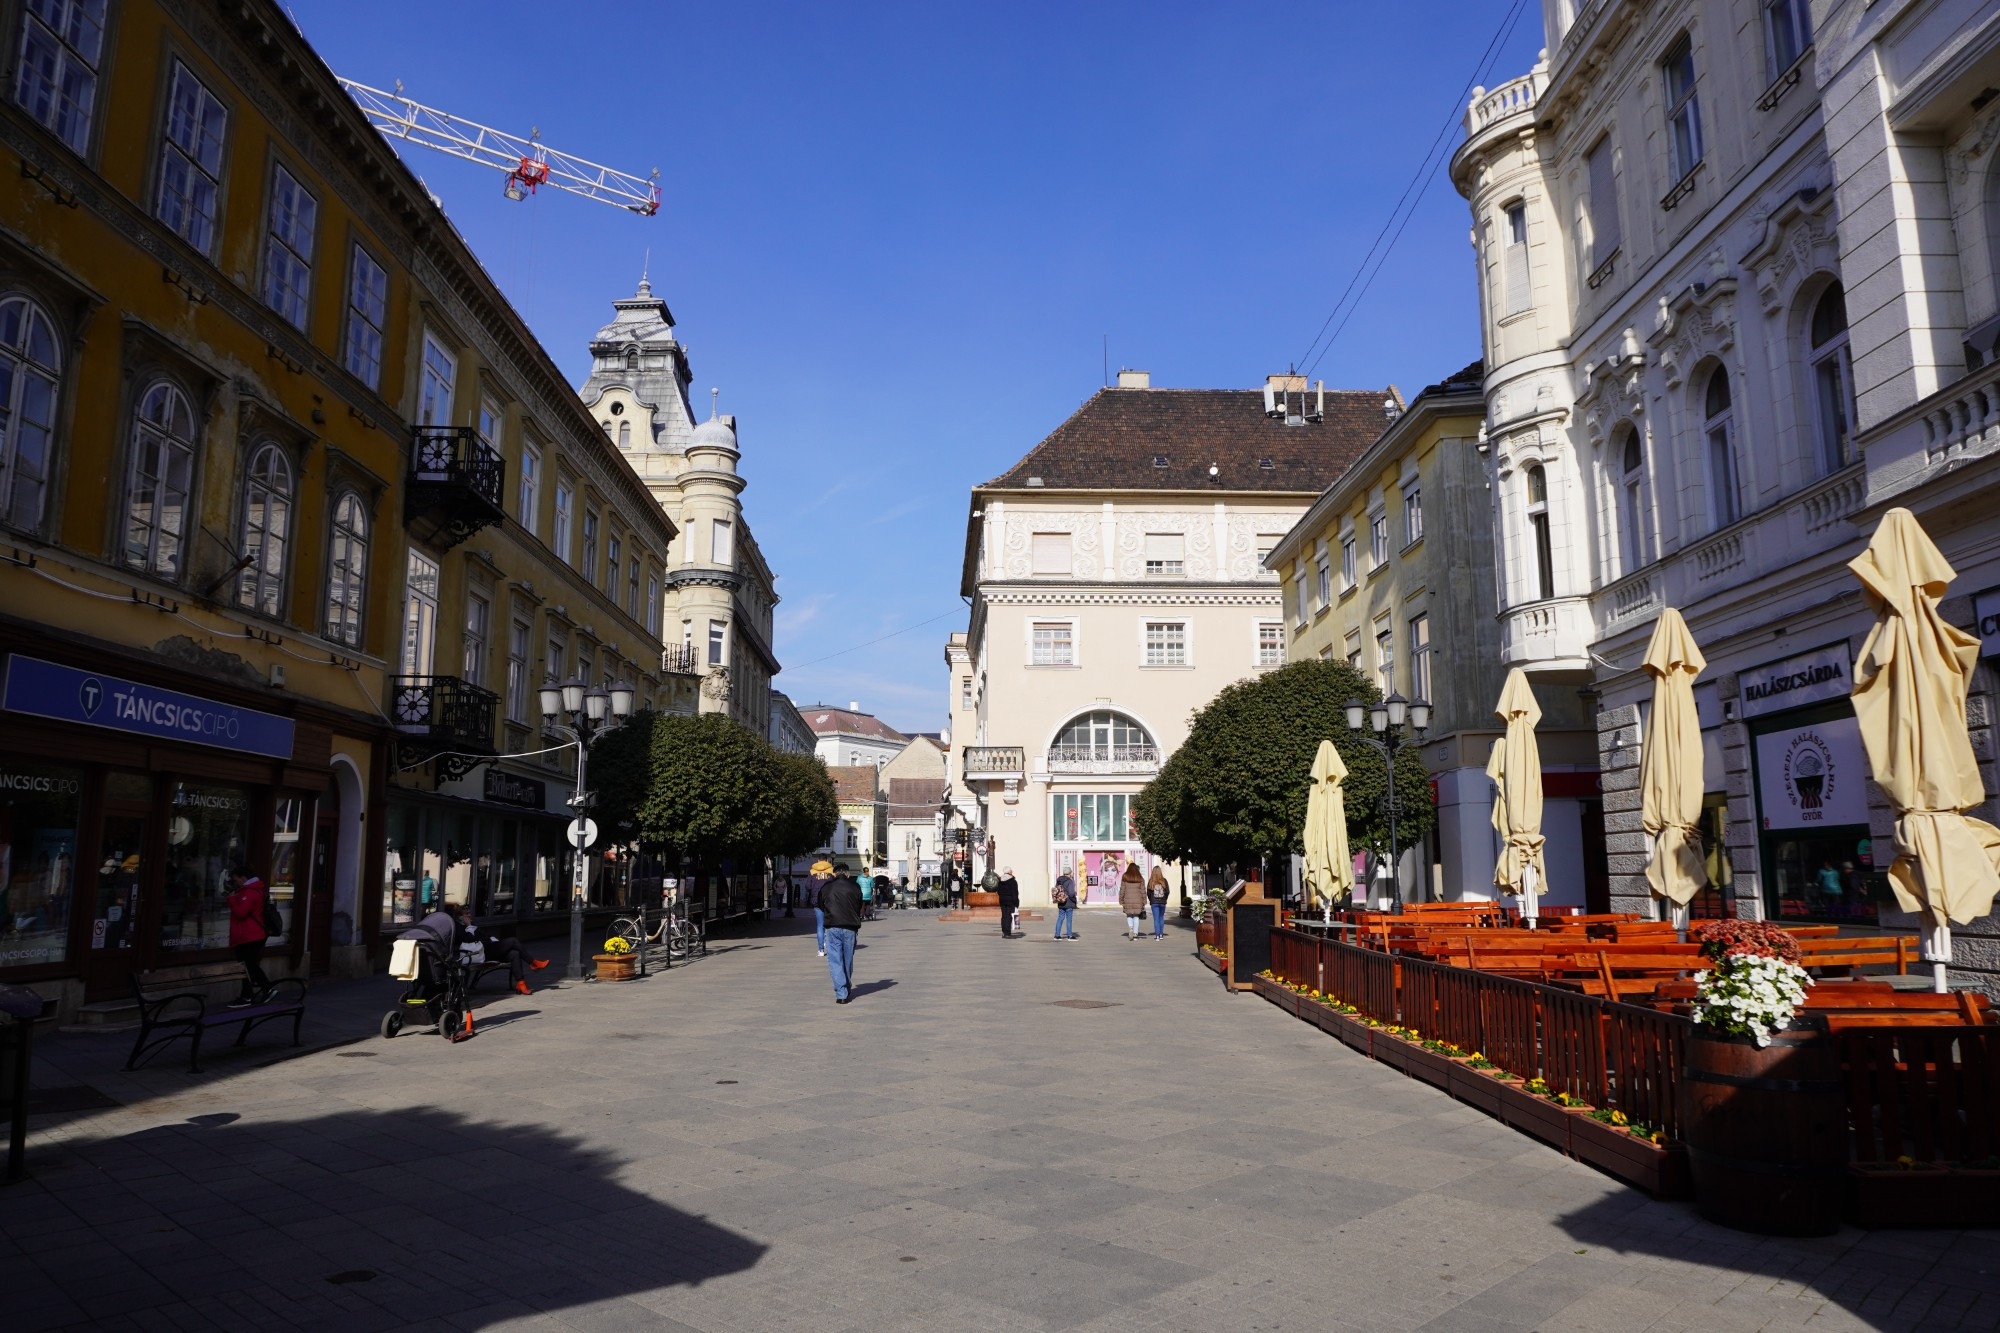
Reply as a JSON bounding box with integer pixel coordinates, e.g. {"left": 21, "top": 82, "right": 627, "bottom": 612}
{"left": 5, "top": 1106, "right": 769, "bottom": 1329}
{"left": 847, "top": 979, "right": 898, "bottom": 1000}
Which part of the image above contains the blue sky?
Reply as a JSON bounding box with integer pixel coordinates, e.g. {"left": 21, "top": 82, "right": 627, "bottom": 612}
{"left": 293, "top": 1, "right": 1544, "bottom": 735}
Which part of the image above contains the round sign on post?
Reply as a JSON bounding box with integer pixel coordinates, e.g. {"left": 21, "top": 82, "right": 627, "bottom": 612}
{"left": 566, "top": 817, "right": 598, "bottom": 850}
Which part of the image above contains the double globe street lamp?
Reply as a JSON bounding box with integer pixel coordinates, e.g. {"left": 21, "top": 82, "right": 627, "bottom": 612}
{"left": 539, "top": 677, "right": 634, "bottom": 980}
{"left": 1342, "top": 692, "right": 1430, "bottom": 913}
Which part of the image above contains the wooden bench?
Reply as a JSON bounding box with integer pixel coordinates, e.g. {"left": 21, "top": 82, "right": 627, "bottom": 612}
{"left": 1648, "top": 978, "right": 1992, "bottom": 1028}
{"left": 126, "top": 965, "right": 307, "bottom": 1072}
{"left": 1791, "top": 935, "right": 1916, "bottom": 977}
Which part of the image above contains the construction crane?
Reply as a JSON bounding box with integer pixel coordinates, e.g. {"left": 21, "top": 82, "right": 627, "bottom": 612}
{"left": 337, "top": 79, "right": 660, "bottom": 216}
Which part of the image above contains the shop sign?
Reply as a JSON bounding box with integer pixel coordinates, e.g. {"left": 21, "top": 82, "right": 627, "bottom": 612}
{"left": 483, "top": 768, "right": 546, "bottom": 809}
{"left": 1976, "top": 588, "right": 2000, "bottom": 659}
{"left": 1755, "top": 715, "right": 1868, "bottom": 830}
{"left": 1739, "top": 643, "right": 1852, "bottom": 719}
{"left": 1, "top": 655, "right": 294, "bottom": 759}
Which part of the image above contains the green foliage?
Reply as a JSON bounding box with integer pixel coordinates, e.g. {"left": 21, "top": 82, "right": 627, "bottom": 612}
{"left": 635, "top": 713, "right": 788, "bottom": 866}
{"left": 1133, "top": 659, "right": 1436, "bottom": 868}
{"left": 583, "top": 709, "right": 661, "bottom": 844}
{"left": 769, "top": 751, "right": 840, "bottom": 861}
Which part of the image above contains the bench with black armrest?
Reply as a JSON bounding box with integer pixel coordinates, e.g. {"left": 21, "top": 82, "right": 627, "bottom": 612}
{"left": 126, "top": 964, "right": 306, "bottom": 1072}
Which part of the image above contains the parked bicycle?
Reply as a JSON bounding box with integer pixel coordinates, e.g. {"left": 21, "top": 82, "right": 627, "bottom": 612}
{"left": 611, "top": 894, "right": 705, "bottom": 962}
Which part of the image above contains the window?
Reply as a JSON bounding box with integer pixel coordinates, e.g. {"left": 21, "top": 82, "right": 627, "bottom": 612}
{"left": 1810, "top": 283, "right": 1855, "bottom": 474}
{"left": 1293, "top": 572, "right": 1309, "bottom": 627}
{"left": 16, "top": 0, "right": 107, "bottom": 154}
{"left": 517, "top": 441, "right": 540, "bottom": 531}
{"left": 1704, "top": 368, "right": 1740, "bottom": 528}
{"left": 1618, "top": 429, "right": 1647, "bottom": 575}
{"left": 156, "top": 62, "right": 226, "bottom": 254}
{"left": 627, "top": 555, "right": 641, "bottom": 618}
{"left": 506, "top": 618, "right": 530, "bottom": 722}
{"left": 604, "top": 534, "right": 621, "bottom": 596}
{"left": 617, "top": 421, "right": 630, "bottom": 449}
{"left": 0, "top": 294, "right": 61, "bottom": 533}
{"left": 1143, "top": 620, "right": 1187, "bottom": 667}
{"left": 552, "top": 482, "right": 572, "bottom": 561}
{"left": 1341, "top": 536, "right": 1356, "bottom": 588}
{"left": 1144, "top": 533, "right": 1184, "bottom": 576}
{"left": 546, "top": 632, "right": 566, "bottom": 684}
{"left": 1584, "top": 135, "right": 1620, "bottom": 270}
{"left": 1050, "top": 793, "right": 1138, "bottom": 842}
{"left": 1402, "top": 485, "right": 1424, "bottom": 544}
{"left": 1316, "top": 558, "right": 1332, "bottom": 609}
{"left": 462, "top": 591, "right": 489, "bottom": 686}
{"left": 400, "top": 550, "right": 439, "bottom": 676}
{"left": 1763, "top": 0, "right": 1811, "bottom": 78}
{"left": 646, "top": 574, "right": 660, "bottom": 635}
{"left": 1503, "top": 201, "right": 1531, "bottom": 316}
{"left": 1525, "top": 465, "right": 1555, "bottom": 600}
{"left": 1663, "top": 36, "right": 1703, "bottom": 181}
{"left": 1345, "top": 630, "right": 1361, "bottom": 671}
{"left": 236, "top": 442, "right": 291, "bottom": 616}
{"left": 325, "top": 491, "right": 368, "bottom": 646}
{"left": 1053, "top": 712, "right": 1152, "bottom": 762}
{"left": 960, "top": 677, "right": 973, "bottom": 710}
{"left": 1369, "top": 511, "right": 1389, "bottom": 566}
{"left": 1030, "top": 531, "right": 1072, "bottom": 575}
{"left": 1031, "top": 621, "right": 1074, "bottom": 665}
{"left": 1375, "top": 616, "right": 1394, "bottom": 691}
{"left": 418, "top": 333, "right": 455, "bottom": 426}
{"left": 711, "top": 517, "right": 732, "bottom": 566}
{"left": 1257, "top": 622, "right": 1284, "bottom": 666}
{"left": 477, "top": 395, "right": 501, "bottom": 451}
{"left": 845, "top": 826, "right": 858, "bottom": 852}
{"left": 1410, "top": 615, "right": 1432, "bottom": 703}
{"left": 707, "top": 619, "right": 726, "bottom": 666}
{"left": 582, "top": 509, "right": 598, "bottom": 582}
{"left": 342, "top": 245, "right": 387, "bottom": 388}
{"left": 262, "top": 164, "right": 316, "bottom": 328}
{"left": 124, "top": 381, "right": 196, "bottom": 578}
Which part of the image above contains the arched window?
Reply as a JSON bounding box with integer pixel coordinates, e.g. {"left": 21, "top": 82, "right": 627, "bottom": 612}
{"left": 1525, "top": 465, "right": 1554, "bottom": 600}
{"left": 325, "top": 491, "right": 369, "bottom": 647}
{"left": 0, "top": 294, "right": 61, "bottom": 533}
{"left": 1809, "top": 283, "right": 1854, "bottom": 473}
{"left": 625, "top": 347, "right": 639, "bottom": 371}
{"left": 237, "top": 442, "right": 293, "bottom": 616}
{"left": 617, "top": 420, "right": 630, "bottom": 449}
{"left": 1051, "top": 710, "right": 1155, "bottom": 763}
{"left": 124, "top": 381, "right": 197, "bottom": 577}
{"left": 1704, "top": 367, "right": 1740, "bottom": 528}
{"left": 1618, "top": 429, "right": 1646, "bottom": 576}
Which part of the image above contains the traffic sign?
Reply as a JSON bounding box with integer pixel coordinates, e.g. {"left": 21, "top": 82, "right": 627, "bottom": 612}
{"left": 566, "top": 817, "right": 598, "bottom": 850}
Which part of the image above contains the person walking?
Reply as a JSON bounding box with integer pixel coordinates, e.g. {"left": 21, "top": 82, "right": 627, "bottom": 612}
{"left": 818, "top": 867, "right": 863, "bottom": 1003}
{"left": 1052, "top": 870, "right": 1078, "bottom": 939}
{"left": 1117, "top": 862, "right": 1147, "bottom": 940}
{"left": 1146, "top": 866, "right": 1170, "bottom": 940}
{"left": 996, "top": 866, "right": 1021, "bottom": 938}
{"left": 857, "top": 865, "right": 876, "bottom": 921}
{"left": 226, "top": 873, "right": 273, "bottom": 1006}
{"left": 809, "top": 860, "right": 833, "bottom": 956}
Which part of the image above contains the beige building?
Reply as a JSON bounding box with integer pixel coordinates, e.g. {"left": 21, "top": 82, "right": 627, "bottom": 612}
{"left": 881, "top": 736, "right": 949, "bottom": 884}
{"left": 958, "top": 372, "right": 1383, "bottom": 906}
{"left": 821, "top": 765, "right": 884, "bottom": 869}
{"left": 802, "top": 704, "right": 908, "bottom": 771}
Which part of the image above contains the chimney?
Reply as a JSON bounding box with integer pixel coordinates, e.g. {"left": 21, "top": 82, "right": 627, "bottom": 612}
{"left": 1116, "top": 369, "right": 1150, "bottom": 389}
{"left": 1265, "top": 372, "right": 1307, "bottom": 393}
{"left": 849, "top": 700, "right": 860, "bottom": 712}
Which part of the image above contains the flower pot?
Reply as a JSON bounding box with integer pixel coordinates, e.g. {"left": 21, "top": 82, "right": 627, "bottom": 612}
{"left": 1446, "top": 1062, "right": 1505, "bottom": 1117}
{"left": 1681, "top": 1021, "right": 1844, "bottom": 1236}
{"left": 593, "top": 953, "right": 637, "bottom": 982}
{"left": 1568, "top": 1112, "right": 1692, "bottom": 1200}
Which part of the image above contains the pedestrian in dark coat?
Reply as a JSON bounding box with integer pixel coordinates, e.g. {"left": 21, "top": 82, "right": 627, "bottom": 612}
{"left": 818, "top": 872, "right": 863, "bottom": 1002}
{"left": 996, "top": 867, "right": 1021, "bottom": 938}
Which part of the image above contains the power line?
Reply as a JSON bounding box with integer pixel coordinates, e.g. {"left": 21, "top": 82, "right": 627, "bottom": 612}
{"left": 1295, "top": 0, "right": 1531, "bottom": 377}
{"left": 786, "top": 609, "right": 964, "bottom": 670}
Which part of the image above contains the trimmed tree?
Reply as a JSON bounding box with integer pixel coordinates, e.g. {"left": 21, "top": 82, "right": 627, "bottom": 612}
{"left": 582, "top": 708, "right": 662, "bottom": 846}
{"left": 636, "top": 713, "right": 788, "bottom": 867}
{"left": 769, "top": 750, "right": 840, "bottom": 864}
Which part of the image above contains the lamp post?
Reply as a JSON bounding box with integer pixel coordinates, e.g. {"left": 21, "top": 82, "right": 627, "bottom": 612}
{"left": 539, "top": 676, "right": 635, "bottom": 980}
{"left": 1342, "top": 692, "right": 1431, "bottom": 914}
{"left": 936, "top": 794, "right": 963, "bottom": 910}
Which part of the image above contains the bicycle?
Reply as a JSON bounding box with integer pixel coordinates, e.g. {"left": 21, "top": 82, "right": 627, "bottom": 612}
{"left": 612, "top": 901, "right": 704, "bottom": 961}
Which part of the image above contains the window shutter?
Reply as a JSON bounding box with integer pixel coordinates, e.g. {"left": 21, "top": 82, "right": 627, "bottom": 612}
{"left": 1587, "top": 140, "right": 1620, "bottom": 262}
{"left": 1031, "top": 532, "right": 1072, "bottom": 574}
{"left": 1504, "top": 237, "right": 1530, "bottom": 316}
{"left": 1144, "top": 533, "right": 1183, "bottom": 561}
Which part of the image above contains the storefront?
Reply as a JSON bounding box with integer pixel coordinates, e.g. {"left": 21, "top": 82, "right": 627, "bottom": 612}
{"left": 0, "top": 652, "right": 362, "bottom": 1004}
{"left": 1743, "top": 642, "right": 1891, "bottom": 925}
{"left": 1048, "top": 790, "right": 1155, "bottom": 907}
{"left": 380, "top": 764, "right": 577, "bottom": 928}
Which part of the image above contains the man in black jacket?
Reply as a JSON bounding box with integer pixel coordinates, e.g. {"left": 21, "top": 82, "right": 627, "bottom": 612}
{"left": 818, "top": 870, "right": 863, "bottom": 1003}
{"left": 996, "top": 866, "right": 1021, "bottom": 938}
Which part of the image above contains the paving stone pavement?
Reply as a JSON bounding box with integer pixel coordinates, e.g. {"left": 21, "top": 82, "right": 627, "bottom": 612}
{"left": 4, "top": 912, "right": 1998, "bottom": 1332}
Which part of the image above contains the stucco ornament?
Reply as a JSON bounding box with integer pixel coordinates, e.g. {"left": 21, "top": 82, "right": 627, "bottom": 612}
{"left": 701, "top": 666, "right": 732, "bottom": 703}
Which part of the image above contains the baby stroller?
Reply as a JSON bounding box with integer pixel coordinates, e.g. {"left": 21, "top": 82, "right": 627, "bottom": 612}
{"left": 382, "top": 914, "right": 476, "bottom": 1041}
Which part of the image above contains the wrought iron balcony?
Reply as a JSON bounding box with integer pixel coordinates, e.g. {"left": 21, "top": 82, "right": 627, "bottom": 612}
{"left": 662, "top": 642, "right": 702, "bottom": 676}
{"left": 1044, "top": 743, "right": 1160, "bottom": 775}
{"left": 406, "top": 425, "right": 506, "bottom": 550}
{"left": 390, "top": 674, "right": 500, "bottom": 782}
{"left": 963, "top": 746, "right": 1025, "bottom": 779}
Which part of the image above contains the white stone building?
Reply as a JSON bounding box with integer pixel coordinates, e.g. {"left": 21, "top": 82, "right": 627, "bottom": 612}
{"left": 802, "top": 704, "right": 908, "bottom": 771}
{"left": 1452, "top": 0, "right": 2000, "bottom": 985}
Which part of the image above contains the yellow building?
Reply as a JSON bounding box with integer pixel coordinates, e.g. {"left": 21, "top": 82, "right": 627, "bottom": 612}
{"left": 1266, "top": 363, "right": 1604, "bottom": 907}
{"left": 0, "top": 0, "right": 689, "bottom": 1015}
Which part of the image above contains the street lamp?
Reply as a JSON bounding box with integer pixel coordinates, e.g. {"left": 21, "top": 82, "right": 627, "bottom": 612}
{"left": 541, "top": 676, "right": 633, "bottom": 980}
{"left": 1343, "top": 693, "right": 1431, "bottom": 914}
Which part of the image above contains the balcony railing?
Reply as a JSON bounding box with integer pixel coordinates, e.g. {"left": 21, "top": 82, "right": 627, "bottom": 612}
{"left": 390, "top": 674, "right": 499, "bottom": 782}
{"left": 406, "top": 426, "right": 506, "bottom": 550}
{"left": 662, "top": 643, "right": 701, "bottom": 676}
{"left": 1044, "top": 743, "right": 1160, "bottom": 775}
{"left": 963, "top": 746, "right": 1025, "bottom": 778}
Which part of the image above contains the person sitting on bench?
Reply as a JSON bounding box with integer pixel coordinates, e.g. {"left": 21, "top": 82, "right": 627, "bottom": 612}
{"left": 452, "top": 904, "right": 547, "bottom": 994}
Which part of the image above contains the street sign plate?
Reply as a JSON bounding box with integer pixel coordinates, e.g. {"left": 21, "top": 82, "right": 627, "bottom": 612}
{"left": 566, "top": 817, "right": 598, "bottom": 850}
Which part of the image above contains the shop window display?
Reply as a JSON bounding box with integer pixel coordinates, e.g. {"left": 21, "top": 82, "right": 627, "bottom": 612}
{"left": 268, "top": 797, "right": 304, "bottom": 945}
{"left": 0, "top": 759, "right": 83, "bottom": 967}
{"left": 161, "top": 782, "right": 251, "bottom": 952}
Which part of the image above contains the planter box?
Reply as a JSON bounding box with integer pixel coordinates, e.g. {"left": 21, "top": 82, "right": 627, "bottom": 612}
{"left": 593, "top": 953, "right": 637, "bottom": 982}
{"left": 1371, "top": 1030, "right": 1413, "bottom": 1074}
{"left": 1848, "top": 1167, "right": 2000, "bottom": 1230}
{"left": 1446, "top": 1062, "right": 1507, "bottom": 1117}
{"left": 1397, "top": 1041, "right": 1458, "bottom": 1092}
{"left": 1495, "top": 1081, "right": 1574, "bottom": 1153}
{"left": 1198, "top": 949, "right": 1227, "bottom": 975}
{"left": 1568, "top": 1112, "right": 1693, "bottom": 1200}
{"left": 1249, "top": 975, "right": 1298, "bottom": 1016}
{"left": 1303, "top": 1001, "right": 1374, "bottom": 1056}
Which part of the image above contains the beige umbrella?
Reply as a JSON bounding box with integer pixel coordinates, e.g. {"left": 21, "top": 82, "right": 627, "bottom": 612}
{"left": 1303, "top": 739, "right": 1353, "bottom": 921}
{"left": 1490, "top": 669, "right": 1548, "bottom": 924}
{"left": 1848, "top": 507, "right": 2000, "bottom": 991}
{"left": 1639, "top": 609, "right": 1708, "bottom": 930}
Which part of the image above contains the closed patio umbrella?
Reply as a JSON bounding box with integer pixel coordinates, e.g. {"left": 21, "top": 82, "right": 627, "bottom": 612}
{"left": 1848, "top": 508, "right": 2000, "bottom": 992}
{"left": 1303, "top": 739, "right": 1353, "bottom": 921}
{"left": 1490, "top": 668, "right": 1547, "bottom": 924}
{"left": 1640, "top": 609, "right": 1707, "bottom": 930}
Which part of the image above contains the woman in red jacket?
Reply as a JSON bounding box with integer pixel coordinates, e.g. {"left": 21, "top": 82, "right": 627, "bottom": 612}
{"left": 227, "top": 873, "right": 272, "bottom": 1007}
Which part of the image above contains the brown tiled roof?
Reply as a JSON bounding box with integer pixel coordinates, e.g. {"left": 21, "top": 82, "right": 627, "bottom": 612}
{"left": 828, "top": 766, "right": 880, "bottom": 804}
{"left": 886, "top": 778, "right": 948, "bottom": 818}
{"left": 802, "top": 707, "right": 908, "bottom": 743}
{"left": 979, "top": 387, "right": 1389, "bottom": 494}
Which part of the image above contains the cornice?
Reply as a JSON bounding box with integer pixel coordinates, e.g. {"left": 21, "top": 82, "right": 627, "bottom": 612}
{"left": 980, "top": 586, "right": 1281, "bottom": 608}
